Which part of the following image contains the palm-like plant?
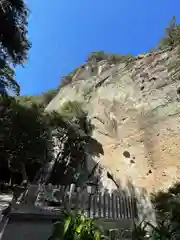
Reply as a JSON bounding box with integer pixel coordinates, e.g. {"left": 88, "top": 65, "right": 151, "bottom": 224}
{"left": 132, "top": 221, "right": 148, "bottom": 240}
{"left": 48, "top": 211, "right": 106, "bottom": 240}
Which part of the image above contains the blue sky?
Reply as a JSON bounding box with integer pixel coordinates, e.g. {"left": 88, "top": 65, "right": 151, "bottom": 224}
{"left": 17, "top": 0, "right": 180, "bottom": 95}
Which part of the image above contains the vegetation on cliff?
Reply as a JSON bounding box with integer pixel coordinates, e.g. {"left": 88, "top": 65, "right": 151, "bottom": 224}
{"left": 157, "top": 16, "right": 180, "bottom": 50}
{"left": 16, "top": 88, "right": 59, "bottom": 109}
{"left": 0, "top": 96, "right": 101, "bottom": 187}
{"left": 86, "top": 51, "right": 133, "bottom": 64}
{"left": 47, "top": 100, "right": 102, "bottom": 186}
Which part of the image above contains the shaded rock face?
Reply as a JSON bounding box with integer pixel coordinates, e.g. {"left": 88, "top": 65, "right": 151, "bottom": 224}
{"left": 46, "top": 49, "right": 180, "bottom": 194}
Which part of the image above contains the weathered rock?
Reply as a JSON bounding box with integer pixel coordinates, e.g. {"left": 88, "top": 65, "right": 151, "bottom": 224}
{"left": 46, "top": 48, "right": 180, "bottom": 194}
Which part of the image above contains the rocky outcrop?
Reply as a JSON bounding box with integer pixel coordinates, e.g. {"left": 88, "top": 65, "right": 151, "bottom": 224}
{"left": 46, "top": 48, "right": 180, "bottom": 194}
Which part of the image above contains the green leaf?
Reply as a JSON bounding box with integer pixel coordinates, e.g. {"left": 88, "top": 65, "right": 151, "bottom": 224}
{"left": 75, "top": 224, "right": 84, "bottom": 234}
{"left": 63, "top": 215, "right": 72, "bottom": 235}
{"left": 94, "top": 231, "right": 101, "bottom": 240}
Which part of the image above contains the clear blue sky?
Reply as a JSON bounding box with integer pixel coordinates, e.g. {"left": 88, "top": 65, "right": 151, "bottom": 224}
{"left": 16, "top": 0, "right": 180, "bottom": 95}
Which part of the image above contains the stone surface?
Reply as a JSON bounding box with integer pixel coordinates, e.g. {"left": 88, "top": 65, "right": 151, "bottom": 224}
{"left": 2, "top": 220, "right": 52, "bottom": 240}
{"left": 46, "top": 48, "right": 180, "bottom": 195}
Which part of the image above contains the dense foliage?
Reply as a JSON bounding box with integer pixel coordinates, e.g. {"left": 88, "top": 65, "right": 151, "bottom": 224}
{"left": 48, "top": 101, "right": 103, "bottom": 186}
{"left": 0, "top": 97, "right": 54, "bottom": 183}
{"left": 60, "top": 100, "right": 94, "bottom": 135}
{"left": 0, "top": 97, "right": 100, "bottom": 187}
{"left": 132, "top": 182, "right": 180, "bottom": 239}
{"left": 0, "top": 0, "right": 30, "bottom": 96}
{"left": 48, "top": 211, "right": 105, "bottom": 240}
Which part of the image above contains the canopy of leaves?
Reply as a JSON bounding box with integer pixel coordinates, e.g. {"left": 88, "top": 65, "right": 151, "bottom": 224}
{"left": 0, "top": 0, "right": 31, "bottom": 65}
{"left": 0, "top": 61, "right": 20, "bottom": 96}
{"left": 0, "top": 97, "right": 53, "bottom": 180}
{"left": 0, "top": 0, "right": 31, "bottom": 96}
{"left": 0, "top": 97, "right": 102, "bottom": 186}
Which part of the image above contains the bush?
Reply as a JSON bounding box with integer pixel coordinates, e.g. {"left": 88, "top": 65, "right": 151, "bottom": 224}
{"left": 60, "top": 100, "right": 94, "bottom": 135}
{"left": 86, "top": 51, "right": 133, "bottom": 64}
{"left": 48, "top": 211, "right": 105, "bottom": 240}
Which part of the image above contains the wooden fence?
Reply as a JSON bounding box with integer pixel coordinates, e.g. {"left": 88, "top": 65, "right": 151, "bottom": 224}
{"left": 35, "top": 184, "right": 137, "bottom": 220}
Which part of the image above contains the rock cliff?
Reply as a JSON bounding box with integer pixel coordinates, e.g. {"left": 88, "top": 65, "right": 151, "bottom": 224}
{"left": 46, "top": 48, "right": 180, "bottom": 194}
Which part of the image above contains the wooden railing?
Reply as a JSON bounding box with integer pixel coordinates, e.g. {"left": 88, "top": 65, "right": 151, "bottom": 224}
{"left": 35, "top": 184, "right": 137, "bottom": 220}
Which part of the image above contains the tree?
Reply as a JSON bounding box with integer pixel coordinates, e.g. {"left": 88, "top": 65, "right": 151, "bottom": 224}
{"left": 0, "top": 62, "right": 19, "bottom": 96}
{"left": 60, "top": 100, "right": 94, "bottom": 135}
{"left": 158, "top": 16, "right": 180, "bottom": 50}
{"left": 47, "top": 101, "right": 103, "bottom": 187}
{"left": 0, "top": 98, "right": 103, "bottom": 188}
{"left": 132, "top": 182, "right": 180, "bottom": 239}
{"left": 0, "top": 0, "right": 31, "bottom": 95}
{"left": 0, "top": 97, "right": 53, "bottom": 183}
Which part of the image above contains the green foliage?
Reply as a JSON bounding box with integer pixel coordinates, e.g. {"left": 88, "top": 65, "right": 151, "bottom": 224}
{"left": 60, "top": 75, "right": 74, "bottom": 88}
{"left": 0, "top": 97, "right": 72, "bottom": 183}
{"left": 86, "top": 51, "right": 133, "bottom": 64}
{"left": 0, "top": 97, "right": 54, "bottom": 181}
{"left": 0, "top": 0, "right": 31, "bottom": 65}
{"left": 0, "top": 96, "right": 99, "bottom": 186}
{"left": 131, "top": 182, "right": 180, "bottom": 239}
{"left": 0, "top": 0, "right": 30, "bottom": 96}
{"left": 16, "top": 88, "right": 59, "bottom": 110}
{"left": 48, "top": 211, "right": 105, "bottom": 240}
{"left": 155, "top": 16, "right": 180, "bottom": 83}
{"left": 132, "top": 221, "right": 148, "bottom": 240}
{"left": 16, "top": 95, "right": 45, "bottom": 110}
{"left": 53, "top": 51, "right": 134, "bottom": 89}
{"left": 132, "top": 220, "right": 177, "bottom": 240}
{"left": 42, "top": 89, "right": 59, "bottom": 106}
{"left": 157, "top": 16, "right": 180, "bottom": 50}
{"left": 60, "top": 100, "right": 94, "bottom": 136}
{"left": 151, "top": 182, "right": 180, "bottom": 226}
{"left": 0, "top": 62, "right": 20, "bottom": 96}
{"left": 60, "top": 101, "right": 84, "bottom": 118}
{"left": 48, "top": 101, "right": 102, "bottom": 186}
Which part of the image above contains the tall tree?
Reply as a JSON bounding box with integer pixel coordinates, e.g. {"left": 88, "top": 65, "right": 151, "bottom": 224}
{"left": 0, "top": 98, "right": 53, "bottom": 183}
{"left": 0, "top": 0, "right": 31, "bottom": 95}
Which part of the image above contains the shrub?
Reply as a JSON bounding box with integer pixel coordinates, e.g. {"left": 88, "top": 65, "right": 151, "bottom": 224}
{"left": 157, "top": 16, "right": 180, "bottom": 50}
{"left": 48, "top": 211, "right": 105, "bottom": 240}
{"left": 86, "top": 51, "right": 133, "bottom": 64}
{"left": 60, "top": 100, "right": 94, "bottom": 136}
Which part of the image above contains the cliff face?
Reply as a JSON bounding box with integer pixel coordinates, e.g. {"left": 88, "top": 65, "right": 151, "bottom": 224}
{"left": 46, "top": 48, "right": 180, "bottom": 194}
